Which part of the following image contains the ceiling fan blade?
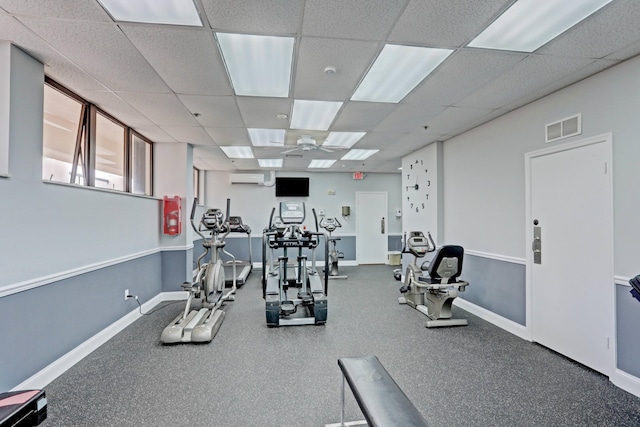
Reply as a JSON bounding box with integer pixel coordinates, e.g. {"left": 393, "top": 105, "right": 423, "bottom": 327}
{"left": 319, "top": 147, "right": 334, "bottom": 153}
{"left": 281, "top": 147, "right": 299, "bottom": 154}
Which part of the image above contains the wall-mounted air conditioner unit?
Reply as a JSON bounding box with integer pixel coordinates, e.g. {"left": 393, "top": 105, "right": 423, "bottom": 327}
{"left": 229, "top": 173, "right": 265, "bottom": 184}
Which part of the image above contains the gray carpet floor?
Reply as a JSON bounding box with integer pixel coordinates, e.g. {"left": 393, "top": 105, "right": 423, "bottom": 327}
{"left": 44, "top": 265, "right": 640, "bottom": 426}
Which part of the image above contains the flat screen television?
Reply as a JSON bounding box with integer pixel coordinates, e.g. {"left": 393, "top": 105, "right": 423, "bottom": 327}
{"left": 275, "top": 177, "right": 309, "bottom": 197}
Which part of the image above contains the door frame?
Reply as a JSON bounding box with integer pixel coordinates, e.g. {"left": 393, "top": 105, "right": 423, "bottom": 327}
{"left": 524, "top": 132, "right": 614, "bottom": 374}
{"left": 355, "top": 191, "right": 388, "bottom": 264}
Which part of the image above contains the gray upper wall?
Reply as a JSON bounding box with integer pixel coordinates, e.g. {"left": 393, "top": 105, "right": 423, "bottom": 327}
{"left": 442, "top": 54, "right": 640, "bottom": 278}
{"left": 204, "top": 171, "right": 403, "bottom": 237}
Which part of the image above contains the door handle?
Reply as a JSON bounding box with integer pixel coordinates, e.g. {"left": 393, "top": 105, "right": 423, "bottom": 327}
{"left": 531, "top": 237, "right": 541, "bottom": 252}
{"left": 380, "top": 217, "right": 385, "bottom": 234}
{"left": 532, "top": 226, "right": 541, "bottom": 264}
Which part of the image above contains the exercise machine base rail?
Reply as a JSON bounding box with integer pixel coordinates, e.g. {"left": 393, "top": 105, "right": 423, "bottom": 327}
{"left": 325, "top": 355, "right": 429, "bottom": 427}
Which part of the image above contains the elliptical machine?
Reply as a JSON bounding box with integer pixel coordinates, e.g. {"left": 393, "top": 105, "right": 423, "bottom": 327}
{"left": 161, "top": 198, "right": 237, "bottom": 343}
{"left": 262, "top": 201, "right": 329, "bottom": 327}
{"left": 398, "top": 231, "right": 469, "bottom": 328}
{"left": 319, "top": 217, "right": 347, "bottom": 279}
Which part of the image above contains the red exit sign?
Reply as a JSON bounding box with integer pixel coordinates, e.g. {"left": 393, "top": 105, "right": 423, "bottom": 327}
{"left": 352, "top": 171, "right": 364, "bottom": 180}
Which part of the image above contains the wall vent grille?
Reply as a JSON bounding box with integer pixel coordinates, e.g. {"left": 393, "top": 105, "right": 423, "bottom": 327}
{"left": 546, "top": 113, "right": 582, "bottom": 143}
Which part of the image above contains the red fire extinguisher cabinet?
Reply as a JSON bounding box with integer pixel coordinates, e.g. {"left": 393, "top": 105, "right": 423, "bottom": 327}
{"left": 163, "top": 195, "right": 182, "bottom": 235}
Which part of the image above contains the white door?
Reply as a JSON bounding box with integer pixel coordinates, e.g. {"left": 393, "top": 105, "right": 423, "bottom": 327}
{"left": 527, "top": 135, "right": 613, "bottom": 376}
{"left": 356, "top": 192, "right": 388, "bottom": 264}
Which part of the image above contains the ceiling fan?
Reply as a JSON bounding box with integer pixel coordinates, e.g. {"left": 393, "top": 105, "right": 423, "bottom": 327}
{"left": 280, "top": 135, "right": 346, "bottom": 154}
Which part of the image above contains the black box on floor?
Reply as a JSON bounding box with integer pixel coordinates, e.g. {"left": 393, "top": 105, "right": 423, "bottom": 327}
{"left": 0, "top": 389, "right": 47, "bottom": 426}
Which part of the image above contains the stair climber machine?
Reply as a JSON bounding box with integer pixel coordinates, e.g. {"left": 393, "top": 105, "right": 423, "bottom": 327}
{"left": 222, "top": 215, "right": 252, "bottom": 287}
{"left": 262, "top": 201, "right": 329, "bottom": 327}
{"left": 398, "top": 231, "right": 470, "bottom": 328}
{"left": 319, "top": 217, "right": 347, "bottom": 279}
{"left": 161, "top": 198, "right": 237, "bottom": 343}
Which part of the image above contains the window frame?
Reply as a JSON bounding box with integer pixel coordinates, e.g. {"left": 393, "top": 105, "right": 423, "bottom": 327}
{"left": 43, "top": 77, "right": 153, "bottom": 196}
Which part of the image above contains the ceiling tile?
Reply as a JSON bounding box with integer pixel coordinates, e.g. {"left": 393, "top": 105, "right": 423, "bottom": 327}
{"left": 331, "top": 101, "right": 397, "bottom": 131}
{"left": 161, "top": 126, "right": 216, "bottom": 145}
{"left": 204, "top": 127, "right": 251, "bottom": 146}
{"left": 356, "top": 131, "right": 408, "bottom": 150}
{"left": 500, "top": 59, "right": 619, "bottom": 112}
{"left": 395, "top": 133, "right": 442, "bottom": 153}
{"left": 426, "top": 106, "right": 495, "bottom": 135}
{"left": 194, "top": 146, "right": 235, "bottom": 170}
{"left": 202, "top": 0, "right": 304, "bottom": 34}
{"left": 388, "top": 0, "right": 510, "bottom": 47}
{"left": 374, "top": 104, "right": 446, "bottom": 133}
{"left": 302, "top": 0, "right": 406, "bottom": 40}
{"left": 456, "top": 54, "right": 595, "bottom": 109}
{"left": 403, "top": 48, "right": 526, "bottom": 107}
{"left": 4, "top": 0, "right": 640, "bottom": 174}
{"left": 0, "top": 0, "right": 112, "bottom": 21}
{"left": 134, "top": 126, "right": 176, "bottom": 143}
{"left": 539, "top": 0, "right": 640, "bottom": 59}
{"left": 606, "top": 40, "right": 640, "bottom": 61}
{"left": 293, "top": 37, "right": 379, "bottom": 101}
{"left": 16, "top": 17, "right": 170, "bottom": 93}
{"left": 0, "top": 14, "right": 105, "bottom": 91}
{"left": 76, "top": 90, "right": 153, "bottom": 127}
{"left": 235, "top": 97, "right": 292, "bottom": 128}
{"left": 179, "top": 95, "right": 244, "bottom": 127}
{"left": 118, "top": 92, "right": 199, "bottom": 126}
{"left": 121, "top": 25, "right": 232, "bottom": 96}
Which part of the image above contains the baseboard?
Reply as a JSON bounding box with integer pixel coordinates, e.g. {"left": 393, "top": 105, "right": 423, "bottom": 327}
{"left": 12, "top": 292, "right": 186, "bottom": 391}
{"left": 454, "top": 298, "right": 531, "bottom": 341}
{"left": 611, "top": 369, "right": 640, "bottom": 398}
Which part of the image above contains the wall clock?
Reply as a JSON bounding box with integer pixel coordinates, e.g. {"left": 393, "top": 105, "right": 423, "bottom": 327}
{"left": 405, "top": 158, "right": 431, "bottom": 213}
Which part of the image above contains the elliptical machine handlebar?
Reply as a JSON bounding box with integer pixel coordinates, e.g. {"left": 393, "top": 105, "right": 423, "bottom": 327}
{"left": 191, "top": 198, "right": 208, "bottom": 241}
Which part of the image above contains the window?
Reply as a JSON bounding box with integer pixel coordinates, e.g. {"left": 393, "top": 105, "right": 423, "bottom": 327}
{"left": 95, "top": 112, "right": 125, "bottom": 191}
{"left": 42, "top": 83, "right": 86, "bottom": 184}
{"left": 42, "top": 78, "right": 153, "bottom": 195}
{"left": 131, "top": 133, "right": 152, "bottom": 196}
{"left": 193, "top": 167, "right": 203, "bottom": 204}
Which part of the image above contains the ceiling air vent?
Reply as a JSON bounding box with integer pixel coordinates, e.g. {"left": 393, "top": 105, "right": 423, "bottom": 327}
{"left": 545, "top": 113, "right": 581, "bottom": 143}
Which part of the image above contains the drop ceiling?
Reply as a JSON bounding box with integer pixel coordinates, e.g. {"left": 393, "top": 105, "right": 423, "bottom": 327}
{"left": 1, "top": 0, "right": 639, "bottom": 173}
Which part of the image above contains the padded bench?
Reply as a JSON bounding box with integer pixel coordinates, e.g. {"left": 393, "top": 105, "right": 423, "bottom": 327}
{"left": 326, "top": 355, "right": 429, "bottom": 427}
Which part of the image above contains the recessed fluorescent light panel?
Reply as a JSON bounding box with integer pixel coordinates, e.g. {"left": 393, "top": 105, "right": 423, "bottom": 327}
{"left": 468, "top": 0, "right": 613, "bottom": 52}
{"left": 258, "top": 158, "right": 283, "bottom": 168}
{"left": 351, "top": 45, "right": 452, "bottom": 103}
{"left": 341, "top": 149, "right": 379, "bottom": 161}
{"left": 309, "top": 159, "right": 336, "bottom": 168}
{"left": 97, "top": 0, "right": 202, "bottom": 26}
{"left": 220, "top": 146, "right": 254, "bottom": 159}
{"left": 217, "top": 33, "right": 294, "bottom": 97}
{"left": 290, "top": 100, "right": 343, "bottom": 131}
{"left": 324, "top": 132, "right": 366, "bottom": 148}
{"left": 248, "top": 128, "right": 285, "bottom": 147}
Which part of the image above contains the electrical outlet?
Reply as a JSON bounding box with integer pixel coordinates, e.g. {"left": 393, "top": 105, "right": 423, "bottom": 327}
{"left": 125, "top": 289, "right": 129, "bottom": 300}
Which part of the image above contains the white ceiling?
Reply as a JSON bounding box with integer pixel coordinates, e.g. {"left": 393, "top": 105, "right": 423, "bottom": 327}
{"left": 1, "top": 0, "right": 639, "bottom": 173}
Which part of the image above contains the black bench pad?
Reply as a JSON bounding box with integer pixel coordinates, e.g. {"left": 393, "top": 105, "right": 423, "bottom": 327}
{"left": 338, "top": 355, "right": 429, "bottom": 427}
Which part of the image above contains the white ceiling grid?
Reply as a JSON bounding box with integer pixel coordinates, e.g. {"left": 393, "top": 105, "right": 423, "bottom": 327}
{"left": 0, "top": 0, "right": 638, "bottom": 172}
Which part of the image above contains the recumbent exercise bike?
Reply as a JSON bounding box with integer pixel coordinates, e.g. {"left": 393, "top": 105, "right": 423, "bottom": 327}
{"left": 398, "top": 231, "right": 469, "bottom": 328}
